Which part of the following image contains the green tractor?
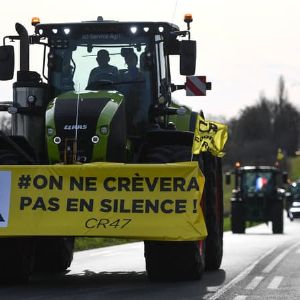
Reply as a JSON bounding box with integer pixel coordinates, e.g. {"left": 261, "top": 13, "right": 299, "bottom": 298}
{"left": 226, "top": 164, "right": 288, "bottom": 234}
{"left": 0, "top": 16, "right": 223, "bottom": 282}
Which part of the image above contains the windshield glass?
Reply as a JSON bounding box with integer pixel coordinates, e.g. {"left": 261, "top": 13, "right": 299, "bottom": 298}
{"left": 241, "top": 171, "right": 275, "bottom": 194}
{"left": 48, "top": 33, "right": 152, "bottom": 134}
{"left": 49, "top": 34, "right": 151, "bottom": 90}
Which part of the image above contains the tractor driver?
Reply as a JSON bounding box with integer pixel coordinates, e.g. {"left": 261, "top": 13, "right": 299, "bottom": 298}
{"left": 123, "top": 52, "right": 144, "bottom": 81}
{"left": 87, "top": 49, "right": 119, "bottom": 88}
{"left": 121, "top": 52, "right": 146, "bottom": 134}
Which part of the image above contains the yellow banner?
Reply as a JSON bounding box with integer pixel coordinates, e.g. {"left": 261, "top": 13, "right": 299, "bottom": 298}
{"left": 0, "top": 162, "right": 206, "bottom": 241}
{"left": 192, "top": 114, "right": 228, "bottom": 157}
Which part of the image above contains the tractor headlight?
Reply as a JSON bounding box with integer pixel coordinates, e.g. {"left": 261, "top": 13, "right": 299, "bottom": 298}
{"left": 91, "top": 135, "right": 100, "bottom": 144}
{"left": 130, "top": 26, "right": 137, "bottom": 34}
{"left": 53, "top": 136, "right": 61, "bottom": 144}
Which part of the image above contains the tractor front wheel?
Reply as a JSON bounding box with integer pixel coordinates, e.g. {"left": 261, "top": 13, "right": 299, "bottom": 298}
{"left": 272, "top": 201, "right": 284, "bottom": 234}
{"left": 231, "top": 201, "right": 246, "bottom": 233}
{"left": 34, "top": 237, "right": 75, "bottom": 272}
{"left": 0, "top": 149, "right": 36, "bottom": 283}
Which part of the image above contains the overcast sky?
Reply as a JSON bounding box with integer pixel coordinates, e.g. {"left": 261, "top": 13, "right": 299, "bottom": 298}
{"left": 1, "top": 0, "right": 300, "bottom": 119}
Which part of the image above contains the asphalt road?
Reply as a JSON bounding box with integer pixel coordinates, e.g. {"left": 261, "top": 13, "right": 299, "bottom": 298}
{"left": 1, "top": 215, "right": 300, "bottom": 300}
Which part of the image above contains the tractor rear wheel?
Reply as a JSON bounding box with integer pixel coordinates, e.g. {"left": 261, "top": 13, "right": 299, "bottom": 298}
{"left": 141, "top": 144, "right": 204, "bottom": 281}
{"left": 202, "top": 153, "right": 224, "bottom": 270}
{"left": 0, "top": 149, "right": 36, "bottom": 283}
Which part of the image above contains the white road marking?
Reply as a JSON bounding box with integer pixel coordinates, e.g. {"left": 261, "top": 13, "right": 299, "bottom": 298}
{"left": 206, "top": 287, "right": 219, "bottom": 292}
{"left": 245, "top": 276, "right": 264, "bottom": 290}
{"left": 262, "top": 241, "right": 300, "bottom": 273}
{"left": 267, "top": 276, "right": 283, "bottom": 289}
{"left": 233, "top": 296, "right": 247, "bottom": 300}
{"left": 262, "top": 249, "right": 289, "bottom": 273}
{"left": 207, "top": 245, "right": 278, "bottom": 300}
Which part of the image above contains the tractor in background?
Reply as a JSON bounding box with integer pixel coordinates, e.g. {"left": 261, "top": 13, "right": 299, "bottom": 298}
{"left": 226, "top": 163, "right": 287, "bottom": 234}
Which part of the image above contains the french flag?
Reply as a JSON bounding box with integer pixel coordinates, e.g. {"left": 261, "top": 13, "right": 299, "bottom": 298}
{"left": 256, "top": 177, "right": 268, "bottom": 191}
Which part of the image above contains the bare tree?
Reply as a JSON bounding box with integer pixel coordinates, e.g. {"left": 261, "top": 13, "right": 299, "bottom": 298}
{"left": 224, "top": 76, "right": 300, "bottom": 169}
{"left": 0, "top": 112, "right": 12, "bottom": 135}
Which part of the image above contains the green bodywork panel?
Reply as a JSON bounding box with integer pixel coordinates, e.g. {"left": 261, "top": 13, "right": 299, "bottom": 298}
{"left": 168, "top": 102, "right": 196, "bottom": 132}
{"left": 45, "top": 99, "right": 60, "bottom": 163}
{"left": 45, "top": 90, "right": 124, "bottom": 163}
{"left": 91, "top": 99, "right": 120, "bottom": 161}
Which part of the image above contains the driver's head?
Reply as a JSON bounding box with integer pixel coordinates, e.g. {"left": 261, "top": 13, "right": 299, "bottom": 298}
{"left": 125, "top": 52, "right": 138, "bottom": 68}
{"left": 96, "top": 50, "right": 110, "bottom": 67}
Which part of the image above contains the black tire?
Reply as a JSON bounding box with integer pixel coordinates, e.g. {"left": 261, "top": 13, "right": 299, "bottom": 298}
{"left": 144, "top": 241, "right": 203, "bottom": 281}
{"left": 0, "top": 238, "right": 36, "bottom": 284}
{"left": 141, "top": 145, "right": 204, "bottom": 281}
{"left": 202, "top": 153, "right": 224, "bottom": 270}
{"left": 231, "top": 201, "right": 246, "bottom": 233}
{"left": 0, "top": 146, "right": 75, "bottom": 273}
{"left": 272, "top": 201, "right": 284, "bottom": 234}
{"left": 34, "top": 237, "right": 75, "bottom": 272}
{"left": 0, "top": 149, "right": 36, "bottom": 283}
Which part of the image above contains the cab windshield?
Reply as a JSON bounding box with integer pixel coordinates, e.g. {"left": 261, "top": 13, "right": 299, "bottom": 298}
{"left": 241, "top": 171, "right": 275, "bottom": 194}
{"left": 48, "top": 33, "right": 152, "bottom": 133}
{"left": 48, "top": 34, "right": 151, "bottom": 94}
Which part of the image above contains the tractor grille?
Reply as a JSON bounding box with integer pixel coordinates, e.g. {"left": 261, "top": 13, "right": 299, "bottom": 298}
{"left": 54, "top": 97, "right": 109, "bottom": 162}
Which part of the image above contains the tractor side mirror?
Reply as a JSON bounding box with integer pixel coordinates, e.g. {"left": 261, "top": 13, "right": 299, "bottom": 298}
{"left": 0, "top": 45, "right": 15, "bottom": 80}
{"left": 282, "top": 172, "right": 288, "bottom": 184}
{"left": 180, "top": 40, "right": 196, "bottom": 75}
{"left": 225, "top": 172, "right": 231, "bottom": 185}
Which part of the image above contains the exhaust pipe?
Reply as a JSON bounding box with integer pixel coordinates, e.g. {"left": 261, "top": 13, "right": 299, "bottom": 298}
{"left": 15, "top": 23, "right": 29, "bottom": 71}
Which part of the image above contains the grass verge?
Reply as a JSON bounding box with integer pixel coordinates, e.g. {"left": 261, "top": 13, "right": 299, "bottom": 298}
{"left": 223, "top": 217, "right": 231, "bottom": 232}
{"left": 75, "top": 237, "right": 136, "bottom": 251}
